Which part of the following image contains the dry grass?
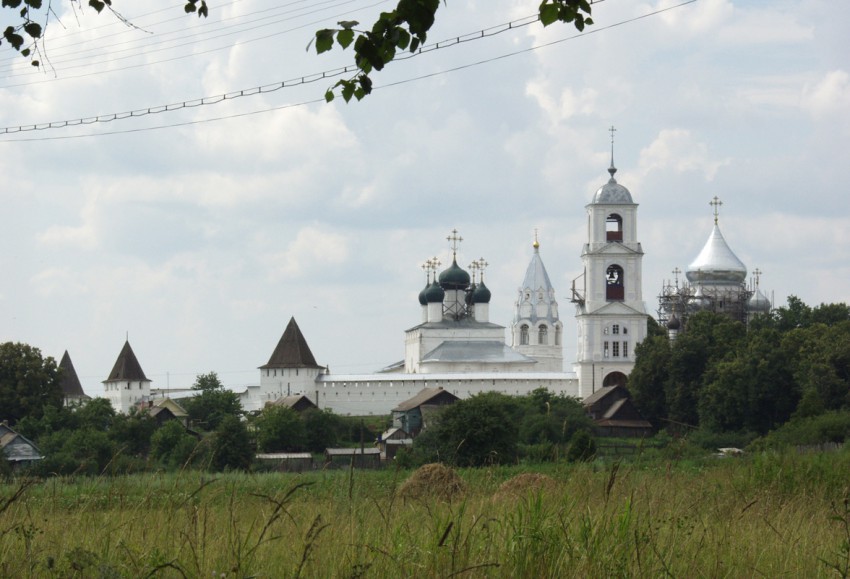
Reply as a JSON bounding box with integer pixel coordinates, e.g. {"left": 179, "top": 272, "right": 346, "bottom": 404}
{"left": 493, "top": 472, "right": 557, "bottom": 500}
{"left": 397, "top": 462, "right": 466, "bottom": 502}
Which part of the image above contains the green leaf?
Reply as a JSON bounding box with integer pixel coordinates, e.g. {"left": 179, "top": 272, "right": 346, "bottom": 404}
{"left": 539, "top": 4, "right": 559, "bottom": 26}
{"left": 21, "top": 47, "right": 29, "bottom": 56}
{"left": 315, "top": 29, "right": 334, "bottom": 54}
{"left": 3, "top": 27, "right": 24, "bottom": 50}
{"left": 2, "top": 0, "right": 23, "bottom": 8}
{"left": 25, "top": 0, "right": 42, "bottom": 8}
{"left": 324, "top": 89, "right": 335, "bottom": 103}
{"left": 337, "top": 20, "right": 358, "bottom": 30}
{"left": 89, "top": 0, "right": 105, "bottom": 13}
{"left": 198, "top": 1, "right": 208, "bottom": 18}
{"left": 341, "top": 80, "right": 355, "bottom": 102}
{"left": 23, "top": 21, "right": 41, "bottom": 39}
{"left": 396, "top": 28, "right": 410, "bottom": 51}
{"left": 336, "top": 28, "right": 354, "bottom": 49}
{"left": 184, "top": 0, "right": 196, "bottom": 14}
{"left": 30, "top": 59, "right": 38, "bottom": 67}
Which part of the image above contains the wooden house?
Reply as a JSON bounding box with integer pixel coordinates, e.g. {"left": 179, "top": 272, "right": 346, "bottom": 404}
{"left": 582, "top": 385, "right": 652, "bottom": 438}
{"left": 391, "top": 387, "right": 459, "bottom": 436}
{"left": 0, "top": 423, "right": 43, "bottom": 469}
{"left": 324, "top": 447, "right": 382, "bottom": 469}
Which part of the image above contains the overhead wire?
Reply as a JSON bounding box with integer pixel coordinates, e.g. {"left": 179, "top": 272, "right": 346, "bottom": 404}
{"left": 0, "top": 0, "right": 698, "bottom": 143}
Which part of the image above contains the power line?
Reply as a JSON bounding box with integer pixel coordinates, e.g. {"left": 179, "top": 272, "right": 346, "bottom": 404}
{"left": 0, "top": 0, "right": 697, "bottom": 142}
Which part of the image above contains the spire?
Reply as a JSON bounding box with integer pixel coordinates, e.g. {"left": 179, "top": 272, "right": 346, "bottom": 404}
{"left": 261, "top": 317, "right": 322, "bottom": 369}
{"left": 533, "top": 228, "right": 540, "bottom": 251}
{"left": 608, "top": 125, "right": 618, "bottom": 180}
{"left": 104, "top": 340, "right": 149, "bottom": 382}
{"left": 59, "top": 350, "right": 87, "bottom": 397}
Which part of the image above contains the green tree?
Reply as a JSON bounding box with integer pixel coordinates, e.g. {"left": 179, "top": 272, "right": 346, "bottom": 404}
{"left": 566, "top": 430, "right": 596, "bottom": 462}
{"left": 0, "top": 342, "right": 63, "bottom": 425}
{"left": 303, "top": 408, "right": 343, "bottom": 453}
{"left": 628, "top": 335, "right": 671, "bottom": 430}
{"left": 419, "top": 392, "right": 519, "bottom": 467}
{"left": 314, "top": 0, "right": 595, "bottom": 101}
{"left": 150, "top": 421, "right": 205, "bottom": 469}
{"left": 109, "top": 410, "right": 157, "bottom": 456}
{"left": 253, "top": 405, "right": 307, "bottom": 452}
{"left": 210, "top": 415, "right": 252, "bottom": 471}
{"left": 183, "top": 372, "right": 242, "bottom": 431}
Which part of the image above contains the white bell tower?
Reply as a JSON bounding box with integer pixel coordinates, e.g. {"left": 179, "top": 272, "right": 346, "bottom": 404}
{"left": 572, "top": 128, "right": 648, "bottom": 396}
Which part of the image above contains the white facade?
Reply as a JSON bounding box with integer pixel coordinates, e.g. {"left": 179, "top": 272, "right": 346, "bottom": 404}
{"left": 104, "top": 379, "right": 151, "bottom": 414}
{"left": 573, "top": 164, "right": 649, "bottom": 394}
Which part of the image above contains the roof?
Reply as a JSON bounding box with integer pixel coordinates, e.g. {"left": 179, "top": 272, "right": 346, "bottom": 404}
{"left": 594, "top": 418, "right": 652, "bottom": 429}
{"left": 0, "top": 424, "right": 43, "bottom": 462}
{"left": 269, "top": 394, "right": 318, "bottom": 411}
{"left": 592, "top": 166, "right": 634, "bottom": 204}
{"left": 152, "top": 397, "right": 188, "bottom": 417}
{"left": 686, "top": 224, "right": 747, "bottom": 285}
{"left": 325, "top": 448, "right": 381, "bottom": 456}
{"left": 393, "top": 387, "right": 459, "bottom": 412}
{"left": 58, "top": 350, "right": 88, "bottom": 398}
{"left": 582, "top": 385, "right": 622, "bottom": 406}
{"left": 515, "top": 242, "right": 558, "bottom": 324}
{"left": 256, "top": 452, "right": 313, "bottom": 460}
{"left": 104, "top": 341, "right": 149, "bottom": 382}
{"left": 406, "top": 318, "right": 505, "bottom": 332}
{"left": 421, "top": 341, "right": 538, "bottom": 365}
{"left": 260, "top": 317, "right": 323, "bottom": 369}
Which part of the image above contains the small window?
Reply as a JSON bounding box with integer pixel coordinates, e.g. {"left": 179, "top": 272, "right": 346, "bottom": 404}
{"left": 613, "top": 342, "right": 620, "bottom": 357}
{"left": 538, "top": 325, "right": 548, "bottom": 345}
{"left": 520, "top": 324, "right": 529, "bottom": 346}
{"left": 555, "top": 326, "right": 561, "bottom": 346}
{"left": 604, "top": 341, "right": 609, "bottom": 358}
{"left": 623, "top": 327, "right": 628, "bottom": 335}
{"left": 613, "top": 324, "right": 620, "bottom": 335}
{"left": 623, "top": 342, "right": 629, "bottom": 358}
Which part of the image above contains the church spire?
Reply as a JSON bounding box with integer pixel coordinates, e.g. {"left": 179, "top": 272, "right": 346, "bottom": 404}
{"left": 608, "top": 125, "right": 618, "bottom": 179}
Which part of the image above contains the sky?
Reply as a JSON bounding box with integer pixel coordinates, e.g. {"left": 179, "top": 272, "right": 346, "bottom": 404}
{"left": 0, "top": 0, "right": 848, "bottom": 396}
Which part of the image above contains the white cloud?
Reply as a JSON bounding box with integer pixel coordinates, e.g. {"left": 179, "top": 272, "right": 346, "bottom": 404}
{"left": 802, "top": 70, "right": 850, "bottom": 122}
{"left": 267, "top": 226, "right": 350, "bottom": 279}
{"left": 637, "top": 129, "right": 731, "bottom": 182}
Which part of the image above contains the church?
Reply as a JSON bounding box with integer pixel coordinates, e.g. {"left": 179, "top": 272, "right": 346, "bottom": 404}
{"left": 235, "top": 152, "right": 650, "bottom": 415}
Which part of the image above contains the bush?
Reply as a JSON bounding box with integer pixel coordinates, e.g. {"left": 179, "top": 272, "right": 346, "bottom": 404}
{"left": 751, "top": 411, "right": 850, "bottom": 451}
{"left": 566, "top": 430, "right": 596, "bottom": 462}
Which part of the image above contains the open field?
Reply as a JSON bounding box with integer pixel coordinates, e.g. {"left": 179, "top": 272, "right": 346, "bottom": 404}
{"left": 2, "top": 449, "right": 849, "bottom": 577}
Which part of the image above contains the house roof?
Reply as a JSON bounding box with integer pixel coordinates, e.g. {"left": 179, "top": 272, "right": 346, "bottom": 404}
{"left": 325, "top": 448, "right": 381, "bottom": 456}
{"left": 58, "top": 350, "right": 89, "bottom": 398}
{"left": 0, "top": 424, "right": 43, "bottom": 462}
{"left": 269, "top": 394, "right": 318, "bottom": 410}
{"left": 104, "top": 341, "right": 149, "bottom": 382}
{"left": 392, "top": 387, "right": 460, "bottom": 412}
{"left": 256, "top": 452, "right": 313, "bottom": 460}
{"left": 260, "top": 317, "right": 323, "bottom": 370}
{"left": 152, "top": 397, "right": 188, "bottom": 417}
{"left": 582, "top": 385, "right": 622, "bottom": 406}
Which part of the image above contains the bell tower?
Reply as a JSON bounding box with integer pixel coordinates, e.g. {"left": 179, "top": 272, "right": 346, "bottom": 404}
{"left": 572, "top": 128, "right": 648, "bottom": 395}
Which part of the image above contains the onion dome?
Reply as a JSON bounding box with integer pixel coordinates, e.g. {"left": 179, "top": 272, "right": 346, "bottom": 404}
{"left": 424, "top": 281, "right": 445, "bottom": 303}
{"left": 438, "top": 258, "right": 470, "bottom": 290}
{"left": 472, "top": 281, "right": 491, "bottom": 304}
{"left": 748, "top": 289, "right": 771, "bottom": 313}
{"left": 418, "top": 283, "right": 429, "bottom": 306}
{"left": 686, "top": 224, "right": 747, "bottom": 285}
{"left": 592, "top": 165, "right": 634, "bottom": 204}
{"left": 666, "top": 314, "right": 681, "bottom": 331}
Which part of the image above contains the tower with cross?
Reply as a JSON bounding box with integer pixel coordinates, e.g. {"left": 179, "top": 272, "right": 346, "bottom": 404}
{"left": 572, "top": 128, "right": 649, "bottom": 394}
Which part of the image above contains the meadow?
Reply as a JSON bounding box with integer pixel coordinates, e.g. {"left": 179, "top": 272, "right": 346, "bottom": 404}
{"left": 2, "top": 449, "right": 849, "bottom": 578}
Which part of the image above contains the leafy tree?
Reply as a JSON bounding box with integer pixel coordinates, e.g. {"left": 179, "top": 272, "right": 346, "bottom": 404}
{"left": 76, "top": 398, "right": 117, "bottom": 431}
{"left": 418, "top": 392, "right": 519, "bottom": 467}
{"left": 183, "top": 372, "right": 242, "bottom": 431}
{"left": 0, "top": 342, "right": 63, "bottom": 425}
{"left": 109, "top": 410, "right": 157, "bottom": 456}
{"left": 303, "top": 408, "right": 343, "bottom": 453}
{"left": 628, "top": 335, "right": 671, "bottom": 430}
{"left": 313, "top": 0, "right": 595, "bottom": 102}
{"left": 253, "top": 405, "right": 307, "bottom": 452}
{"left": 150, "top": 421, "right": 205, "bottom": 469}
{"left": 1, "top": 1, "right": 207, "bottom": 67}
{"left": 210, "top": 415, "right": 252, "bottom": 471}
{"left": 566, "top": 430, "right": 596, "bottom": 462}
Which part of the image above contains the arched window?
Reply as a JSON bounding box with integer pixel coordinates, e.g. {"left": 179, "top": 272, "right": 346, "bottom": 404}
{"left": 606, "top": 213, "right": 623, "bottom": 241}
{"left": 520, "top": 324, "right": 529, "bottom": 345}
{"left": 538, "top": 324, "right": 548, "bottom": 345}
{"left": 606, "top": 264, "right": 624, "bottom": 301}
{"left": 555, "top": 326, "right": 561, "bottom": 346}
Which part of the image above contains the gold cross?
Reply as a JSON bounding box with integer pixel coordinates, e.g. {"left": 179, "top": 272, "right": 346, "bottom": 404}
{"left": 710, "top": 196, "right": 723, "bottom": 224}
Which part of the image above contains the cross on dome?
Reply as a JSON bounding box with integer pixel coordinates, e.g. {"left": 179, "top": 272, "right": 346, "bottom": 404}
{"left": 710, "top": 196, "right": 723, "bottom": 225}
{"left": 446, "top": 228, "right": 463, "bottom": 258}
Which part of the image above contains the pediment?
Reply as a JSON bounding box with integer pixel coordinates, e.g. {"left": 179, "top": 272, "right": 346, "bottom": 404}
{"left": 590, "top": 301, "right": 646, "bottom": 316}
{"left": 592, "top": 243, "right": 642, "bottom": 256}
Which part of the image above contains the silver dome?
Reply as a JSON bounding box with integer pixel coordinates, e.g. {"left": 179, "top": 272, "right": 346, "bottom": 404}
{"left": 686, "top": 224, "right": 747, "bottom": 284}
{"left": 592, "top": 166, "right": 634, "bottom": 204}
{"left": 748, "top": 289, "right": 771, "bottom": 313}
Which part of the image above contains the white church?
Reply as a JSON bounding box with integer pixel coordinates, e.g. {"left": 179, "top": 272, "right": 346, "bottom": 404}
{"left": 232, "top": 154, "right": 650, "bottom": 415}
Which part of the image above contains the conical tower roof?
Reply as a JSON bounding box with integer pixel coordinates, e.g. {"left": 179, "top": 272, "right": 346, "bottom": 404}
{"left": 104, "top": 341, "right": 149, "bottom": 382}
{"left": 260, "top": 317, "right": 322, "bottom": 369}
{"left": 515, "top": 239, "right": 559, "bottom": 324}
{"left": 686, "top": 224, "right": 747, "bottom": 284}
{"left": 59, "top": 350, "right": 87, "bottom": 397}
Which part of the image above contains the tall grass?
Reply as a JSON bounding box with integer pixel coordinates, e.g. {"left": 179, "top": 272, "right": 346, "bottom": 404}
{"left": 1, "top": 448, "right": 849, "bottom": 577}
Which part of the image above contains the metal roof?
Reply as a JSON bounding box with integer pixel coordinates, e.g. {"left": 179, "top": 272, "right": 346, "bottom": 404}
{"left": 421, "top": 341, "right": 537, "bottom": 364}
{"left": 686, "top": 224, "right": 747, "bottom": 284}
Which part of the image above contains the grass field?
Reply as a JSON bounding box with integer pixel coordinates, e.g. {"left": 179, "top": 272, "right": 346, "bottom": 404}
{"left": 2, "top": 449, "right": 849, "bottom": 577}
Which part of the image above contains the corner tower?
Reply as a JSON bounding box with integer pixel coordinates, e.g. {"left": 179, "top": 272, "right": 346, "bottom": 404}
{"left": 511, "top": 234, "right": 563, "bottom": 371}
{"left": 572, "top": 129, "right": 648, "bottom": 395}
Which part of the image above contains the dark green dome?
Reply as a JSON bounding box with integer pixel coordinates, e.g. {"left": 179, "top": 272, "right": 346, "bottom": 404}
{"left": 418, "top": 284, "right": 429, "bottom": 306}
{"left": 425, "top": 281, "right": 445, "bottom": 303}
{"left": 438, "top": 258, "right": 470, "bottom": 291}
{"left": 472, "top": 281, "right": 491, "bottom": 304}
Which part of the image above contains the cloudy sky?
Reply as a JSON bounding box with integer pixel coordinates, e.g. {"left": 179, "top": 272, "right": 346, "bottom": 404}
{"left": 0, "top": 0, "right": 847, "bottom": 396}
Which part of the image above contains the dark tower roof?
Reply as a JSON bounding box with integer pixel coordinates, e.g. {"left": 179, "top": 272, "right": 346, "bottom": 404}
{"left": 260, "top": 317, "right": 323, "bottom": 369}
{"left": 104, "top": 341, "right": 149, "bottom": 382}
{"left": 59, "top": 350, "right": 87, "bottom": 397}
